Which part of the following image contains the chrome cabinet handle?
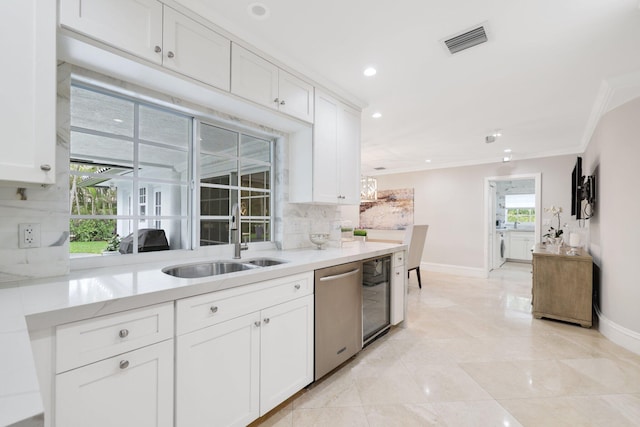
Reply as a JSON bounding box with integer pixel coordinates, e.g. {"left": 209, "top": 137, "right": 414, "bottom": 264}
{"left": 119, "top": 329, "right": 129, "bottom": 338}
{"left": 40, "top": 164, "right": 51, "bottom": 171}
{"left": 210, "top": 306, "right": 218, "bottom": 314}
{"left": 154, "top": 46, "right": 162, "bottom": 53}
{"left": 273, "top": 97, "right": 279, "bottom": 104}
{"left": 263, "top": 318, "right": 270, "bottom": 324}
{"left": 254, "top": 321, "right": 261, "bottom": 327}
{"left": 294, "top": 284, "right": 301, "bottom": 290}
{"left": 280, "top": 100, "right": 286, "bottom": 105}
{"left": 167, "top": 51, "right": 175, "bottom": 58}
{"left": 119, "top": 360, "right": 129, "bottom": 369}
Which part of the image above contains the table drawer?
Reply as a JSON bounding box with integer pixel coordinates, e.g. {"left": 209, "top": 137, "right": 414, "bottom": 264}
{"left": 176, "top": 272, "right": 313, "bottom": 335}
{"left": 56, "top": 302, "right": 174, "bottom": 373}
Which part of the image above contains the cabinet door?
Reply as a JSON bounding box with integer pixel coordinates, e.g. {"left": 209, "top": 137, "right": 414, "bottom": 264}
{"left": 312, "top": 91, "right": 340, "bottom": 203}
{"left": 278, "top": 70, "right": 314, "bottom": 123}
{"left": 55, "top": 340, "right": 173, "bottom": 427}
{"left": 337, "top": 104, "right": 361, "bottom": 204}
{"left": 391, "top": 263, "right": 406, "bottom": 325}
{"left": 60, "top": 0, "right": 163, "bottom": 64}
{"left": 231, "top": 44, "right": 279, "bottom": 110}
{"left": 163, "top": 7, "right": 231, "bottom": 91}
{"left": 176, "top": 312, "right": 260, "bottom": 427}
{"left": 260, "top": 295, "right": 314, "bottom": 415}
{"left": 0, "top": 0, "right": 56, "bottom": 184}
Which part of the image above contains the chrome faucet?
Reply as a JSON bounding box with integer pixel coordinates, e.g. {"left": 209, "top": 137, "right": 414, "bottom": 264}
{"left": 230, "top": 203, "right": 248, "bottom": 259}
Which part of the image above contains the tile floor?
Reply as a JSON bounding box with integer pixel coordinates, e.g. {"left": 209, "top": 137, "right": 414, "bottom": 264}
{"left": 253, "top": 262, "right": 640, "bottom": 426}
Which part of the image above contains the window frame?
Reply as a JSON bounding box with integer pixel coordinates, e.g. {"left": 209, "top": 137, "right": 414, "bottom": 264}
{"left": 68, "top": 81, "right": 275, "bottom": 258}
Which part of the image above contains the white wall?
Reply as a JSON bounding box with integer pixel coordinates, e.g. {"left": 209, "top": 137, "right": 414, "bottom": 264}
{"left": 582, "top": 95, "right": 640, "bottom": 350}
{"left": 345, "top": 155, "right": 577, "bottom": 272}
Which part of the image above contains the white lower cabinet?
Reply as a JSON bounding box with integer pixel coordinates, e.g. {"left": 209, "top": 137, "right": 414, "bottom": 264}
{"left": 259, "top": 295, "right": 314, "bottom": 414}
{"left": 508, "top": 231, "right": 534, "bottom": 261}
{"left": 55, "top": 340, "right": 174, "bottom": 427}
{"left": 176, "top": 312, "right": 260, "bottom": 427}
{"left": 176, "top": 273, "right": 314, "bottom": 427}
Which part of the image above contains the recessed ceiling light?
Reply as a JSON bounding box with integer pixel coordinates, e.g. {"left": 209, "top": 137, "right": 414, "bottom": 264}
{"left": 247, "top": 2, "right": 270, "bottom": 19}
{"left": 504, "top": 148, "right": 512, "bottom": 153}
{"left": 363, "top": 67, "right": 377, "bottom": 77}
{"left": 425, "top": 159, "right": 432, "bottom": 163}
{"left": 113, "top": 118, "right": 123, "bottom": 123}
{"left": 503, "top": 155, "right": 512, "bottom": 162}
{"left": 372, "top": 112, "right": 382, "bottom": 119}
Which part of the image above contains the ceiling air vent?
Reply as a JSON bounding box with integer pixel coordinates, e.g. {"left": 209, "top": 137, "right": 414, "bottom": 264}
{"left": 443, "top": 25, "right": 488, "bottom": 54}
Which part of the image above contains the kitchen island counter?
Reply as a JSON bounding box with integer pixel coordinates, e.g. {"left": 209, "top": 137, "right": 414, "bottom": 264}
{"left": 0, "top": 242, "right": 405, "bottom": 426}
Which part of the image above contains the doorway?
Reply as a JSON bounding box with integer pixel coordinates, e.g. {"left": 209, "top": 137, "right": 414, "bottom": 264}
{"left": 484, "top": 173, "right": 541, "bottom": 277}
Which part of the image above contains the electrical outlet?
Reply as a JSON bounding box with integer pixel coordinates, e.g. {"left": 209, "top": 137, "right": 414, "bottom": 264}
{"left": 19, "top": 223, "right": 41, "bottom": 248}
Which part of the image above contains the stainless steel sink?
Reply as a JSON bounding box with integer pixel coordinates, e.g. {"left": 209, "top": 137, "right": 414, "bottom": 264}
{"left": 162, "top": 261, "right": 259, "bottom": 278}
{"left": 245, "top": 258, "right": 287, "bottom": 267}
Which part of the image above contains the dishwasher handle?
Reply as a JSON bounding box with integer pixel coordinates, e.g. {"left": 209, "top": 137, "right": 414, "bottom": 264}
{"left": 319, "top": 268, "right": 360, "bottom": 282}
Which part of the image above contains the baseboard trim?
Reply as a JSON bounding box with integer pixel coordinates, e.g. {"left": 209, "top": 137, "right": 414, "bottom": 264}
{"left": 595, "top": 306, "right": 640, "bottom": 356}
{"left": 422, "top": 262, "right": 485, "bottom": 278}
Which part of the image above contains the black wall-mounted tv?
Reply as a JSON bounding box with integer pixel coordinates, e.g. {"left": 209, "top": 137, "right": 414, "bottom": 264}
{"left": 571, "top": 156, "right": 584, "bottom": 219}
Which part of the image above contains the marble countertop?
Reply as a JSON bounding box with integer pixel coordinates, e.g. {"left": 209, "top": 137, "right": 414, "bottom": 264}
{"left": 0, "top": 242, "right": 404, "bottom": 426}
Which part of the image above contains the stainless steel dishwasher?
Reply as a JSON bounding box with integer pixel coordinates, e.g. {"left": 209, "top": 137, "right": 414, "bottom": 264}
{"left": 314, "top": 261, "right": 362, "bottom": 380}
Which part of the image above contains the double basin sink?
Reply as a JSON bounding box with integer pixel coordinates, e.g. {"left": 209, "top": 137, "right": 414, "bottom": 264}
{"left": 162, "top": 258, "right": 286, "bottom": 279}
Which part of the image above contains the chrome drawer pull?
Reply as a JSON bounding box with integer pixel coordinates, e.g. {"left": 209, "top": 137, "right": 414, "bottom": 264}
{"left": 119, "top": 329, "right": 129, "bottom": 338}
{"left": 119, "top": 360, "right": 129, "bottom": 370}
{"left": 263, "top": 318, "right": 270, "bottom": 324}
{"left": 294, "top": 284, "right": 301, "bottom": 290}
{"left": 254, "top": 321, "right": 261, "bottom": 327}
{"left": 210, "top": 306, "right": 218, "bottom": 314}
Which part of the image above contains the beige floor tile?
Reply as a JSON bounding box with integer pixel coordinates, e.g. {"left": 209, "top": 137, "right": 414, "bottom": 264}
{"left": 355, "top": 372, "right": 430, "bottom": 405}
{"left": 560, "top": 357, "right": 640, "bottom": 393}
{"left": 364, "top": 403, "right": 439, "bottom": 426}
{"left": 460, "top": 359, "right": 609, "bottom": 399}
{"left": 405, "top": 363, "right": 493, "bottom": 402}
{"left": 290, "top": 406, "right": 369, "bottom": 427}
{"left": 430, "top": 400, "right": 524, "bottom": 427}
{"left": 500, "top": 394, "right": 640, "bottom": 427}
{"left": 293, "top": 368, "right": 362, "bottom": 409}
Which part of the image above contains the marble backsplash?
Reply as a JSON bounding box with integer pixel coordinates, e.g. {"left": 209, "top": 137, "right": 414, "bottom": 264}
{"left": 0, "top": 64, "right": 71, "bottom": 283}
{"left": 0, "top": 64, "right": 343, "bottom": 284}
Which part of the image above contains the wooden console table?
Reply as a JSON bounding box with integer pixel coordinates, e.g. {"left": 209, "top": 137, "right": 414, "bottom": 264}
{"left": 532, "top": 244, "right": 593, "bottom": 327}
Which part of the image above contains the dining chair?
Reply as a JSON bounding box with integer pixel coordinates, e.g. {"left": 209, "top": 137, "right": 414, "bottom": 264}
{"left": 403, "top": 224, "right": 429, "bottom": 288}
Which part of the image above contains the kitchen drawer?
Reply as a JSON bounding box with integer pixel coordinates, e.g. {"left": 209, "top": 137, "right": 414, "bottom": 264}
{"left": 56, "top": 302, "right": 174, "bottom": 373}
{"left": 394, "top": 251, "right": 405, "bottom": 267}
{"left": 176, "top": 272, "right": 313, "bottom": 335}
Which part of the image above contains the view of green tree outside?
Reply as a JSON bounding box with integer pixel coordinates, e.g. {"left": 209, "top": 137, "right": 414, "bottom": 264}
{"left": 506, "top": 208, "right": 535, "bottom": 224}
{"left": 69, "top": 164, "right": 118, "bottom": 252}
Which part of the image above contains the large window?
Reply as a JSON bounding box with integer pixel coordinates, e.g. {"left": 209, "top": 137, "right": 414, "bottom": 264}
{"left": 69, "top": 84, "right": 273, "bottom": 256}
{"left": 504, "top": 194, "right": 535, "bottom": 226}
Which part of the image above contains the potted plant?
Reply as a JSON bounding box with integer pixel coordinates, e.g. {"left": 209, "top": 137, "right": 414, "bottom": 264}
{"left": 103, "top": 234, "right": 121, "bottom": 255}
{"left": 543, "top": 206, "right": 564, "bottom": 245}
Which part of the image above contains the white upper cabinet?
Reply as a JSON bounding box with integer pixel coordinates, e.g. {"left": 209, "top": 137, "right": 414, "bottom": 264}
{"left": 60, "top": 0, "right": 164, "bottom": 64}
{"left": 337, "top": 102, "right": 361, "bottom": 204}
{"left": 231, "top": 44, "right": 314, "bottom": 123}
{"left": 278, "top": 70, "right": 315, "bottom": 123}
{"left": 0, "top": 0, "right": 56, "bottom": 185}
{"left": 162, "top": 7, "right": 231, "bottom": 90}
{"left": 60, "top": 0, "right": 231, "bottom": 91}
{"left": 290, "top": 90, "right": 361, "bottom": 204}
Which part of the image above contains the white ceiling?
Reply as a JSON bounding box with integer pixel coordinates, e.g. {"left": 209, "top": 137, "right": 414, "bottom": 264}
{"left": 174, "top": 0, "right": 640, "bottom": 175}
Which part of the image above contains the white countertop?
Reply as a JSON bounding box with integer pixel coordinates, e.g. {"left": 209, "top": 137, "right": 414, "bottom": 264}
{"left": 0, "top": 242, "right": 404, "bottom": 426}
